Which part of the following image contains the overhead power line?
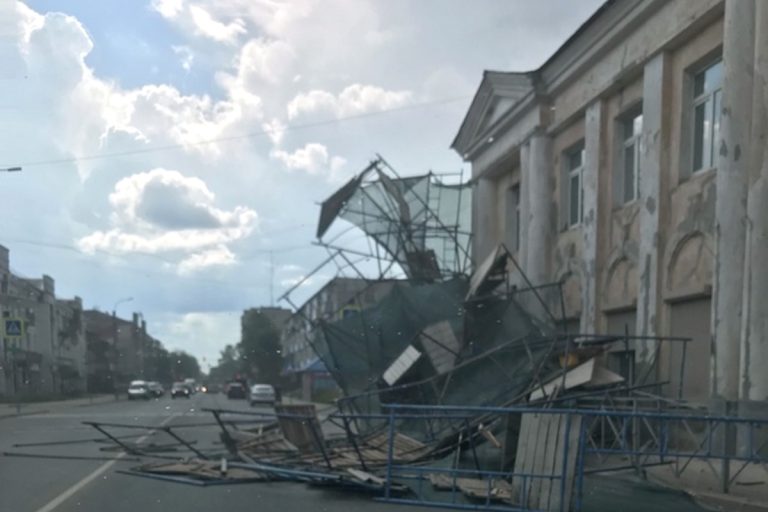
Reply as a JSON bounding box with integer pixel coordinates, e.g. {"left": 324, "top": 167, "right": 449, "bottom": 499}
{"left": 7, "top": 95, "right": 470, "bottom": 169}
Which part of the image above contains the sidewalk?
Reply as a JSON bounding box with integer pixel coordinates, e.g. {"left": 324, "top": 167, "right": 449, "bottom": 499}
{"left": 0, "top": 394, "right": 120, "bottom": 420}
{"left": 647, "top": 461, "right": 768, "bottom": 512}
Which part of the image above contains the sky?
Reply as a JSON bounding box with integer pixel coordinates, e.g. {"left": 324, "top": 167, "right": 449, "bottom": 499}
{"left": 0, "top": 0, "right": 603, "bottom": 371}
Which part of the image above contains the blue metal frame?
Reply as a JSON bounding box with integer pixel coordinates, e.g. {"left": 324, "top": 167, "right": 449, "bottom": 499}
{"left": 333, "top": 403, "right": 768, "bottom": 512}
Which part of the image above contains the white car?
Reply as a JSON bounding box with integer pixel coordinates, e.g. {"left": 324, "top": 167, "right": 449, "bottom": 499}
{"left": 249, "top": 384, "right": 276, "bottom": 406}
{"left": 127, "top": 380, "right": 151, "bottom": 400}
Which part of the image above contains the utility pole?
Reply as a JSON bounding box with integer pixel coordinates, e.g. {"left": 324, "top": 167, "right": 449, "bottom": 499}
{"left": 269, "top": 251, "right": 275, "bottom": 306}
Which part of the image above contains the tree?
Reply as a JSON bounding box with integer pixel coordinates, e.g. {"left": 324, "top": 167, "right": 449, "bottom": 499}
{"left": 239, "top": 311, "right": 282, "bottom": 385}
{"left": 208, "top": 344, "right": 240, "bottom": 384}
{"left": 170, "top": 350, "right": 201, "bottom": 381}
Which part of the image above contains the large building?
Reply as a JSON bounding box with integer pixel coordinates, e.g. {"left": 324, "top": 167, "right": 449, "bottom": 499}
{"left": 0, "top": 245, "right": 86, "bottom": 397}
{"left": 453, "top": 0, "right": 767, "bottom": 406}
{"left": 83, "top": 309, "right": 154, "bottom": 391}
{"left": 280, "top": 278, "right": 397, "bottom": 400}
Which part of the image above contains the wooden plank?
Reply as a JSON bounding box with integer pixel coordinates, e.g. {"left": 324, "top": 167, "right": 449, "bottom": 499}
{"left": 511, "top": 412, "right": 532, "bottom": 503}
{"left": 522, "top": 413, "right": 542, "bottom": 508}
{"left": 540, "top": 414, "right": 564, "bottom": 512}
{"left": 528, "top": 414, "right": 550, "bottom": 510}
{"left": 529, "top": 359, "right": 596, "bottom": 402}
{"left": 273, "top": 404, "right": 324, "bottom": 453}
{"left": 561, "top": 415, "right": 583, "bottom": 512}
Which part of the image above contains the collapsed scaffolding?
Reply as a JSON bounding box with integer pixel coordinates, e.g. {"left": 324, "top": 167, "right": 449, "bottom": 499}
{"left": 9, "top": 156, "right": 767, "bottom": 511}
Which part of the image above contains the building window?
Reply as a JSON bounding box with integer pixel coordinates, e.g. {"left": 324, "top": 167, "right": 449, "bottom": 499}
{"left": 505, "top": 184, "right": 521, "bottom": 252}
{"left": 620, "top": 109, "right": 643, "bottom": 204}
{"left": 692, "top": 60, "right": 723, "bottom": 173}
{"left": 565, "top": 143, "right": 585, "bottom": 227}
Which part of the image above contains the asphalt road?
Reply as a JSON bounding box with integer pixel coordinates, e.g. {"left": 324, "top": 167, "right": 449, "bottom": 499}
{"left": 0, "top": 393, "right": 430, "bottom": 512}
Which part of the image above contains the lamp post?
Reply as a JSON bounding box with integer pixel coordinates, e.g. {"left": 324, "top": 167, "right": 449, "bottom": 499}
{"left": 0, "top": 167, "right": 22, "bottom": 173}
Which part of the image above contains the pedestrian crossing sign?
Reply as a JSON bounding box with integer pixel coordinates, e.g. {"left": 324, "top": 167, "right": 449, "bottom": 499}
{"left": 4, "top": 319, "right": 24, "bottom": 338}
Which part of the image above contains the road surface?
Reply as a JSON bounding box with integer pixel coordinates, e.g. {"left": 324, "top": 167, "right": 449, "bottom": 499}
{"left": 0, "top": 392, "right": 429, "bottom": 512}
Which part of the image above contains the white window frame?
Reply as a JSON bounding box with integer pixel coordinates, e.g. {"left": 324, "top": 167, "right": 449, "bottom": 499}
{"left": 619, "top": 109, "right": 643, "bottom": 204}
{"left": 691, "top": 60, "right": 723, "bottom": 173}
{"left": 565, "top": 144, "right": 585, "bottom": 228}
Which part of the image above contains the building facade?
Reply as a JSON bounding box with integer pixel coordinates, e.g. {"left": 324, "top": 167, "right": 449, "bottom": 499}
{"left": 453, "top": 0, "right": 767, "bottom": 406}
{"left": 280, "top": 278, "right": 397, "bottom": 400}
{"left": 0, "top": 245, "right": 86, "bottom": 397}
{"left": 83, "top": 309, "right": 151, "bottom": 391}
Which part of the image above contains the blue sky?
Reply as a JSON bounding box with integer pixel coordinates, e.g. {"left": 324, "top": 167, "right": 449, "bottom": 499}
{"left": 2, "top": 0, "right": 603, "bottom": 369}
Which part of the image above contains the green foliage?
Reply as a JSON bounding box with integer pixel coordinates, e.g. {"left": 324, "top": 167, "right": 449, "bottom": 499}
{"left": 208, "top": 344, "right": 241, "bottom": 384}
{"left": 239, "top": 311, "right": 282, "bottom": 385}
{"left": 170, "top": 350, "right": 201, "bottom": 381}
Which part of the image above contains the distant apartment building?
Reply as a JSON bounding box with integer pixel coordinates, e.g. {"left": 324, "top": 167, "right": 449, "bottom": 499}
{"left": 83, "top": 309, "right": 151, "bottom": 391}
{"left": 453, "top": 0, "right": 767, "bottom": 405}
{"left": 0, "top": 245, "right": 86, "bottom": 397}
{"left": 280, "top": 277, "right": 397, "bottom": 400}
{"left": 242, "top": 306, "right": 291, "bottom": 333}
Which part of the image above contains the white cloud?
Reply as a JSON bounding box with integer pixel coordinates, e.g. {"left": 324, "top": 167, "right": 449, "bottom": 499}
{"left": 189, "top": 5, "right": 246, "bottom": 44}
{"left": 287, "top": 84, "right": 412, "bottom": 120}
{"left": 235, "top": 38, "right": 296, "bottom": 85}
{"left": 153, "top": 311, "right": 242, "bottom": 371}
{"left": 77, "top": 169, "right": 257, "bottom": 272}
{"left": 172, "top": 44, "right": 194, "bottom": 71}
{"left": 270, "top": 142, "right": 346, "bottom": 176}
{"left": 150, "top": 0, "right": 184, "bottom": 19}
{"left": 178, "top": 245, "right": 236, "bottom": 274}
{"left": 261, "top": 118, "right": 286, "bottom": 146}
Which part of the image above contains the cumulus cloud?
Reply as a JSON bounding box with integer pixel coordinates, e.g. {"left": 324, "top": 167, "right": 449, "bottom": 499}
{"left": 178, "top": 245, "right": 236, "bottom": 274}
{"left": 78, "top": 169, "right": 257, "bottom": 272}
{"left": 235, "top": 38, "right": 296, "bottom": 85}
{"left": 150, "top": 0, "right": 184, "bottom": 19}
{"left": 11, "top": 3, "right": 266, "bottom": 180}
{"left": 270, "top": 143, "right": 346, "bottom": 176}
{"left": 189, "top": 5, "right": 246, "bottom": 44}
{"left": 287, "top": 84, "right": 412, "bottom": 120}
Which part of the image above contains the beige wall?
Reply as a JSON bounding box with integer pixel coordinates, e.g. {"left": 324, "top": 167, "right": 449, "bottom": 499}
{"left": 462, "top": 1, "right": 731, "bottom": 401}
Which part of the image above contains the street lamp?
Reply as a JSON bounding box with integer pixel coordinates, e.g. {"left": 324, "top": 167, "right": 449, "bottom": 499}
{"left": 112, "top": 297, "right": 133, "bottom": 316}
{"left": 0, "top": 167, "right": 22, "bottom": 172}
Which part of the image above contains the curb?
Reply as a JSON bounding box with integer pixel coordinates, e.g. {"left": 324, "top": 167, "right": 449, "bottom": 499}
{"left": 0, "top": 409, "right": 49, "bottom": 421}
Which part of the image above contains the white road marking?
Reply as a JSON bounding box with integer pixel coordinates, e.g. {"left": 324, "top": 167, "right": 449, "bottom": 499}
{"left": 33, "top": 412, "right": 182, "bottom": 512}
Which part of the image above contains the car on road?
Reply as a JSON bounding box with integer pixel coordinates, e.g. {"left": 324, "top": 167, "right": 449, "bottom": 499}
{"left": 249, "top": 384, "right": 276, "bottom": 406}
{"left": 170, "top": 382, "right": 191, "bottom": 399}
{"left": 226, "top": 381, "right": 247, "bottom": 399}
{"left": 127, "top": 380, "right": 151, "bottom": 400}
{"left": 147, "top": 381, "right": 164, "bottom": 397}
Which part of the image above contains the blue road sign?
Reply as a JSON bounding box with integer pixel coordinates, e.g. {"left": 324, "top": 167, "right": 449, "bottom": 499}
{"left": 4, "top": 319, "right": 24, "bottom": 338}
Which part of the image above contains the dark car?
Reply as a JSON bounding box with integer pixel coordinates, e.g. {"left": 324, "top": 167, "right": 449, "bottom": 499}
{"left": 170, "top": 382, "right": 191, "bottom": 399}
{"left": 226, "top": 382, "right": 247, "bottom": 399}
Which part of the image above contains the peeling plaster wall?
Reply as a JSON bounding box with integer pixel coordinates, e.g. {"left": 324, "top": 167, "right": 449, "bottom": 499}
{"left": 548, "top": 0, "right": 723, "bottom": 132}
{"left": 457, "top": 1, "right": 766, "bottom": 404}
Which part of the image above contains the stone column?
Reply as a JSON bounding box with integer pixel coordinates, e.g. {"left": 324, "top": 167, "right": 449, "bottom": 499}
{"left": 526, "top": 131, "right": 553, "bottom": 285}
{"left": 741, "top": 0, "right": 768, "bottom": 401}
{"left": 519, "top": 143, "right": 530, "bottom": 273}
{"left": 712, "top": 0, "right": 755, "bottom": 401}
{"left": 473, "top": 176, "right": 497, "bottom": 267}
{"left": 582, "top": 101, "right": 603, "bottom": 333}
{"left": 636, "top": 53, "right": 670, "bottom": 352}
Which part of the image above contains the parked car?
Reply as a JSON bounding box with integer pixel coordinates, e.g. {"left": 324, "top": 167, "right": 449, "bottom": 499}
{"left": 226, "top": 381, "right": 247, "bottom": 399}
{"left": 127, "top": 380, "right": 151, "bottom": 400}
{"left": 249, "top": 384, "right": 276, "bottom": 406}
{"left": 147, "top": 381, "right": 164, "bottom": 397}
{"left": 170, "top": 382, "right": 191, "bottom": 399}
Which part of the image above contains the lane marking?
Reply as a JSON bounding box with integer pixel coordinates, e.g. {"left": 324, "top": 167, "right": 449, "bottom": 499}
{"left": 33, "top": 412, "right": 182, "bottom": 512}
